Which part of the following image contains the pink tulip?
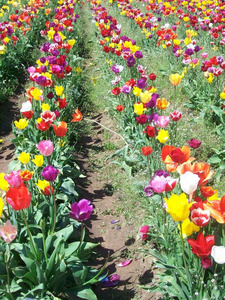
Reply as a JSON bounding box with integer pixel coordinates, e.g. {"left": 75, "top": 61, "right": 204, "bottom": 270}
{"left": 150, "top": 176, "right": 167, "bottom": 193}
{"left": 156, "top": 116, "right": 170, "bottom": 128}
{"left": 201, "top": 53, "right": 208, "bottom": 59}
{"left": 0, "top": 220, "right": 17, "bottom": 243}
{"left": 4, "top": 171, "right": 23, "bottom": 188}
{"left": 36, "top": 140, "right": 54, "bottom": 156}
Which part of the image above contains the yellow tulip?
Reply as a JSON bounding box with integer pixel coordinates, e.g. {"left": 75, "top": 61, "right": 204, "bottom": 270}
{"left": 35, "top": 179, "right": 50, "bottom": 191}
{"left": 140, "top": 91, "right": 151, "bottom": 103}
{"left": 169, "top": 74, "right": 182, "bottom": 86}
{"left": 14, "top": 119, "right": 28, "bottom": 130}
{"left": 0, "top": 197, "right": 3, "bottom": 217}
{"left": 0, "top": 173, "right": 9, "bottom": 191}
{"left": 156, "top": 129, "right": 169, "bottom": 144}
{"left": 178, "top": 218, "right": 200, "bottom": 238}
{"left": 55, "top": 85, "right": 64, "bottom": 96}
{"left": 133, "top": 86, "right": 142, "bottom": 97}
{"left": 41, "top": 103, "right": 50, "bottom": 111}
{"left": 134, "top": 102, "right": 144, "bottom": 115}
{"left": 32, "top": 155, "right": 44, "bottom": 167}
{"left": 18, "top": 152, "right": 30, "bottom": 164}
{"left": 165, "top": 193, "right": 190, "bottom": 222}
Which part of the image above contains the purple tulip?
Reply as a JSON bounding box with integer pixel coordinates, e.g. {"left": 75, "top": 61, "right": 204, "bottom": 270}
{"left": 41, "top": 166, "right": 59, "bottom": 182}
{"left": 127, "top": 55, "right": 136, "bottom": 68}
{"left": 134, "top": 51, "right": 143, "bottom": 59}
{"left": 136, "top": 78, "right": 147, "bottom": 89}
{"left": 70, "top": 199, "right": 93, "bottom": 221}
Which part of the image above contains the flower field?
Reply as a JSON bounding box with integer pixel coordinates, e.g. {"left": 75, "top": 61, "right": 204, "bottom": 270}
{"left": 0, "top": 0, "right": 225, "bottom": 299}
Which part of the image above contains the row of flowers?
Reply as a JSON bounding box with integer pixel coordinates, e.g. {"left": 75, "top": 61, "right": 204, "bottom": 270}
{"left": 88, "top": 0, "right": 225, "bottom": 298}
{"left": 0, "top": 0, "right": 103, "bottom": 299}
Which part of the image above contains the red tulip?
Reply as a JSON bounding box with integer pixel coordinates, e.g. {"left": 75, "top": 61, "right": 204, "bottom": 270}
{"left": 6, "top": 184, "right": 31, "bottom": 210}
{"left": 187, "top": 232, "right": 215, "bottom": 258}
{"left": 141, "top": 146, "right": 153, "bottom": 156}
{"left": 53, "top": 121, "right": 67, "bottom": 137}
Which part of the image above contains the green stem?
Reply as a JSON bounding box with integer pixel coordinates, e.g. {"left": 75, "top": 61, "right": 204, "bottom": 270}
{"left": 200, "top": 268, "right": 205, "bottom": 298}
{"left": 180, "top": 221, "right": 192, "bottom": 291}
{"left": 22, "top": 210, "right": 37, "bottom": 257}
{"left": 41, "top": 221, "right": 48, "bottom": 264}
{"left": 77, "top": 222, "right": 84, "bottom": 252}
{"left": 5, "top": 244, "right": 13, "bottom": 298}
{"left": 147, "top": 155, "right": 151, "bottom": 180}
{"left": 50, "top": 182, "right": 56, "bottom": 234}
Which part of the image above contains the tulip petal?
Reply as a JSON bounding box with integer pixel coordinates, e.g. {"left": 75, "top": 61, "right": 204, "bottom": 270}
{"left": 117, "top": 259, "right": 132, "bottom": 267}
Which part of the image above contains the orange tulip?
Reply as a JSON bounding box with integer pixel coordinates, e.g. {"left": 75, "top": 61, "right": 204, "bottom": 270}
{"left": 71, "top": 108, "right": 83, "bottom": 122}
{"left": 161, "top": 145, "right": 193, "bottom": 172}
{"left": 203, "top": 195, "right": 225, "bottom": 224}
{"left": 20, "top": 170, "right": 33, "bottom": 182}
{"left": 53, "top": 121, "right": 67, "bottom": 137}
{"left": 177, "top": 162, "right": 214, "bottom": 186}
{"left": 156, "top": 98, "right": 170, "bottom": 110}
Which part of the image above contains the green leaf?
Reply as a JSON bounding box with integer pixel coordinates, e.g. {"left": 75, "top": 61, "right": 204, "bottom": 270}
{"left": 69, "top": 263, "right": 88, "bottom": 286}
{"left": 64, "top": 241, "right": 80, "bottom": 258}
{"left": 66, "top": 285, "right": 97, "bottom": 300}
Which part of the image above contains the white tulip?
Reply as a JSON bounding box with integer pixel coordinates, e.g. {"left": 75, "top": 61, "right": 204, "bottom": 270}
{"left": 180, "top": 171, "right": 200, "bottom": 195}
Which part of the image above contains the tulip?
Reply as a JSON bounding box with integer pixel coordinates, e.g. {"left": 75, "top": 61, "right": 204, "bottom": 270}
{"left": 55, "top": 85, "right": 64, "bottom": 96}
{"left": 203, "top": 195, "right": 225, "bottom": 224}
{"left": 6, "top": 184, "right": 31, "bottom": 210}
{"left": 187, "top": 232, "right": 215, "bottom": 258}
{"left": 4, "top": 171, "right": 23, "bottom": 188}
{"left": 156, "top": 129, "right": 169, "bottom": 144}
{"left": 18, "top": 152, "right": 30, "bottom": 165}
{"left": 201, "top": 257, "right": 212, "bottom": 269}
{"left": 32, "top": 155, "right": 44, "bottom": 167}
{"left": 141, "top": 146, "right": 153, "bottom": 156}
{"left": 0, "top": 173, "right": 9, "bottom": 191}
{"left": 36, "top": 140, "right": 54, "bottom": 156}
{"left": 71, "top": 108, "right": 83, "bottom": 122}
{"left": 169, "top": 74, "right": 182, "bottom": 86}
{"left": 165, "top": 193, "right": 190, "bottom": 222}
{"left": 134, "top": 103, "right": 145, "bottom": 115}
{"left": 179, "top": 218, "right": 200, "bottom": 238}
{"left": 156, "top": 116, "right": 170, "bottom": 128}
{"left": 20, "top": 170, "right": 33, "bottom": 182}
{"left": 170, "top": 110, "right": 182, "bottom": 121}
{"left": 41, "top": 166, "right": 59, "bottom": 182}
{"left": 53, "top": 121, "right": 67, "bottom": 137}
{"left": 191, "top": 208, "right": 210, "bottom": 226}
{"left": 211, "top": 246, "right": 225, "bottom": 264}
{"left": 0, "top": 220, "right": 17, "bottom": 243}
{"left": 139, "top": 225, "right": 150, "bottom": 241}
{"left": 150, "top": 176, "right": 166, "bottom": 193}
{"left": 200, "top": 186, "right": 217, "bottom": 198}
{"left": 14, "top": 119, "right": 28, "bottom": 130}
{"left": 116, "top": 105, "right": 124, "bottom": 112}
{"left": 70, "top": 199, "right": 93, "bottom": 221}
{"left": 187, "top": 139, "right": 201, "bottom": 149}
{"left": 180, "top": 171, "right": 200, "bottom": 195}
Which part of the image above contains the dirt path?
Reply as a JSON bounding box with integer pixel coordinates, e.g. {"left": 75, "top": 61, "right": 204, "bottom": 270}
{"left": 75, "top": 113, "right": 156, "bottom": 300}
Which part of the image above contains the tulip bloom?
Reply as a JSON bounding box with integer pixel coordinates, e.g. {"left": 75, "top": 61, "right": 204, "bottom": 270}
{"left": 179, "top": 218, "right": 200, "bottom": 238}
{"left": 41, "top": 166, "right": 59, "bottom": 182}
{"left": 161, "top": 146, "right": 191, "bottom": 172}
{"left": 165, "top": 193, "right": 189, "bottom": 222}
{"left": 70, "top": 199, "right": 93, "bottom": 222}
{"left": 180, "top": 171, "right": 200, "bottom": 195}
{"left": 36, "top": 140, "right": 54, "bottom": 156}
{"left": 71, "top": 108, "right": 83, "bottom": 122}
{"left": 4, "top": 171, "right": 23, "bottom": 188}
{"left": 169, "top": 74, "right": 182, "bottom": 86}
{"left": 200, "top": 186, "right": 217, "bottom": 198}
{"left": 0, "top": 173, "right": 9, "bottom": 191}
{"left": 150, "top": 176, "right": 166, "bottom": 193}
{"left": 211, "top": 246, "right": 225, "bottom": 264}
{"left": 14, "top": 119, "right": 28, "bottom": 130}
{"left": 141, "top": 146, "right": 153, "bottom": 156}
{"left": 170, "top": 110, "right": 182, "bottom": 121}
{"left": 156, "top": 129, "right": 169, "bottom": 144}
{"left": 20, "top": 170, "right": 33, "bottom": 182}
{"left": 203, "top": 195, "right": 225, "bottom": 223}
{"left": 6, "top": 184, "right": 31, "bottom": 210}
{"left": 0, "top": 197, "right": 3, "bottom": 217}
{"left": 187, "top": 139, "right": 201, "bottom": 149}
{"left": 187, "top": 232, "right": 215, "bottom": 258}
{"left": 18, "top": 152, "right": 30, "bottom": 165}
{"left": 32, "top": 155, "right": 44, "bottom": 167}
{"left": 53, "top": 121, "right": 67, "bottom": 137}
{"left": 139, "top": 225, "right": 150, "bottom": 241}
{"left": 0, "top": 220, "right": 17, "bottom": 243}
{"left": 177, "top": 162, "right": 214, "bottom": 186}
{"left": 191, "top": 208, "right": 210, "bottom": 226}
{"left": 116, "top": 105, "right": 124, "bottom": 112}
